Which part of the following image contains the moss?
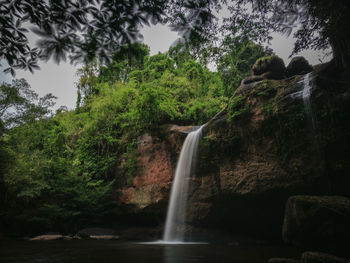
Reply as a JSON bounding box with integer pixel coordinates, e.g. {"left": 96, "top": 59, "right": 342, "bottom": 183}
{"left": 227, "top": 95, "right": 249, "bottom": 121}
{"left": 254, "top": 55, "right": 284, "bottom": 67}
{"left": 250, "top": 79, "right": 280, "bottom": 96}
{"left": 121, "top": 141, "right": 138, "bottom": 186}
{"left": 199, "top": 132, "right": 240, "bottom": 161}
{"left": 252, "top": 55, "right": 285, "bottom": 76}
{"left": 248, "top": 80, "right": 280, "bottom": 118}
{"left": 261, "top": 102, "right": 275, "bottom": 117}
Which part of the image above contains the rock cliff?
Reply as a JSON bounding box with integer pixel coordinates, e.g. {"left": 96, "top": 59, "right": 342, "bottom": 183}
{"left": 114, "top": 60, "right": 350, "bottom": 240}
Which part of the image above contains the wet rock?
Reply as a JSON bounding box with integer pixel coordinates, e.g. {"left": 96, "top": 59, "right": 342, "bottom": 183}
{"left": 283, "top": 196, "right": 350, "bottom": 253}
{"left": 252, "top": 55, "right": 286, "bottom": 79}
{"left": 30, "top": 234, "right": 64, "bottom": 241}
{"left": 76, "top": 228, "right": 117, "bottom": 239}
{"left": 268, "top": 258, "right": 300, "bottom": 263}
{"left": 286, "top": 57, "right": 313, "bottom": 78}
{"left": 301, "top": 252, "right": 350, "bottom": 263}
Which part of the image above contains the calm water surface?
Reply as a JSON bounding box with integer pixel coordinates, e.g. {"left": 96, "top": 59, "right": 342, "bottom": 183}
{"left": 0, "top": 240, "right": 300, "bottom": 263}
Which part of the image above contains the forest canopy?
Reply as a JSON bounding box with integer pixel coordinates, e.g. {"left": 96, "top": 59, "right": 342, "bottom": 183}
{"left": 1, "top": 0, "right": 350, "bottom": 75}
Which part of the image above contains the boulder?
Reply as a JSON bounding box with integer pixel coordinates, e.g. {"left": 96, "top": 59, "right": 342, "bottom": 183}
{"left": 76, "top": 228, "right": 117, "bottom": 239}
{"left": 282, "top": 196, "right": 350, "bottom": 253}
{"left": 252, "top": 55, "right": 286, "bottom": 79}
{"left": 30, "top": 234, "right": 64, "bottom": 241}
{"left": 286, "top": 57, "right": 313, "bottom": 78}
{"left": 301, "top": 252, "right": 350, "bottom": 263}
{"left": 268, "top": 258, "right": 300, "bottom": 263}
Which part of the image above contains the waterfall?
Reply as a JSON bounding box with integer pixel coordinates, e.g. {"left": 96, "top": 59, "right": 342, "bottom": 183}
{"left": 291, "top": 72, "right": 315, "bottom": 130}
{"left": 163, "top": 125, "right": 205, "bottom": 242}
{"left": 302, "top": 73, "right": 315, "bottom": 130}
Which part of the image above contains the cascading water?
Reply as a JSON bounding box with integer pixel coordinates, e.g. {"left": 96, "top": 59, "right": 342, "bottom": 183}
{"left": 163, "top": 125, "right": 205, "bottom": 243}
{"left": 291, "top": 72, "right": 315, "bottom": 130}
{"left": 302, "top": 73, "right": 315, "bottom": 130}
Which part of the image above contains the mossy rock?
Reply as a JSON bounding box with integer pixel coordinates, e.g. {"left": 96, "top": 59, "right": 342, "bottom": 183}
{"left": 286, "top": 56, "right": 313, "bottom": 78}
{"left": 252, "top": 55, "right": 286, "bottom": 79}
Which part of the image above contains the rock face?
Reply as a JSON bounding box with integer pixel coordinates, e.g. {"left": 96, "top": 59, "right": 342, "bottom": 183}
{"left": 114, "top": 127, "right": 186, "bottom": 225}
{"left": 30, "top": 234, "right": 64, "bottom": 241}
{"left": 113, "top": 62, "right": 350, "bottom": 240}
{"left": 119, "top": 132, "right": 175, "bottom": 212}
{"left": 282, "top": 196, "right": 350, "bottom": 254}
{"left": 286, "top": 57, "right": 313, "bottom": 78}
{"left": 187, "top": 64, "right": 350, "bottom": 239}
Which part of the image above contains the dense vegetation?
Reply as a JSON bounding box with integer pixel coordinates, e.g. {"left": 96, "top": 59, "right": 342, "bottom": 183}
{"left": 0, "top": 41, "right": 270, "bottom": 234}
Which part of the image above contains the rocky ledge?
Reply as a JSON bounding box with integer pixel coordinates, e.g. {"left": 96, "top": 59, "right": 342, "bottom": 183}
{"left": 111, "top": 56, "right": 350, "bottom": 242}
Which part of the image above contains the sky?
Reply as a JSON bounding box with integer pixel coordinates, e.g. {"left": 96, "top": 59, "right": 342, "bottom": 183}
{"left": 0, "top": 24, "right": 330, "bottom": 111}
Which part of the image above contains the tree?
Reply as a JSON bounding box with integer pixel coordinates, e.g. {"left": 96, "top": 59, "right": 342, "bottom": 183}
{"left": 223, "top": 0, "right": 350, "bottom": 68}
{"left": 0, "top": 0, "right": 219, "bottom": 75}
{"left": 0, "top": 78, "right": 58, "bottom": 221}
{"left": 1, "top": 0, "right": 350, "bottom": 74}
{"left": 75, "top": 60, "right": 99, "bottom": 110}
{"left": 216, "top": 36, "right": 273, "bottom": 95}
{"left": 98, "top": 43, "right": 150, "bottom": 83}
{"left": 168, "top": 39, "right": 217, "bottom": 69}
{"left": 0, "top": 79, "right": 57, "bottom": 129}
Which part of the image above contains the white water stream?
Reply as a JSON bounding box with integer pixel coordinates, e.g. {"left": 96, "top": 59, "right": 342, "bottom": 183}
{"left": 291, "top": 72, "right": 315, "bottom": 130}
{"left": 163, "top": 125, "right": 205, "bottom": 242}
{"left": 302, "top": 73, "right": 316, "bottom": 130}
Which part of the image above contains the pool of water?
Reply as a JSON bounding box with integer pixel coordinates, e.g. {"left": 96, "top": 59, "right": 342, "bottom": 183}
{"left": 0, "top": 240, "right": 301, "bottom": 263}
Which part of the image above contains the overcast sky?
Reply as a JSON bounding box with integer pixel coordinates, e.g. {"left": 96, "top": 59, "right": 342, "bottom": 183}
{"left": 0, "top": 24, "right": 330, "bottom": 110}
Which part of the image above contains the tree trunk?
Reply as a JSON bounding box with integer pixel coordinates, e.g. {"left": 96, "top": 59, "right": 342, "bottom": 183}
{"left": 331, "top": 36, "right": 350, "bottom": 70}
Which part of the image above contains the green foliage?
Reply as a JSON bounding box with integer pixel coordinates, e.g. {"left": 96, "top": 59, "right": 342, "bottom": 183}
{"left": 2, "top": 118, "right": 114, "bottom": 232}
{"left": 0, "top": 79, "right": 57, "bottom": 128}
{"left": 216, "top": 37, "right": 273, "bottom": 96}
{"left": 1, "top": 0, "right": 220, "bottom": 75}
{"left": 98, "top": 43, "right": 150, "bottom": 84}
